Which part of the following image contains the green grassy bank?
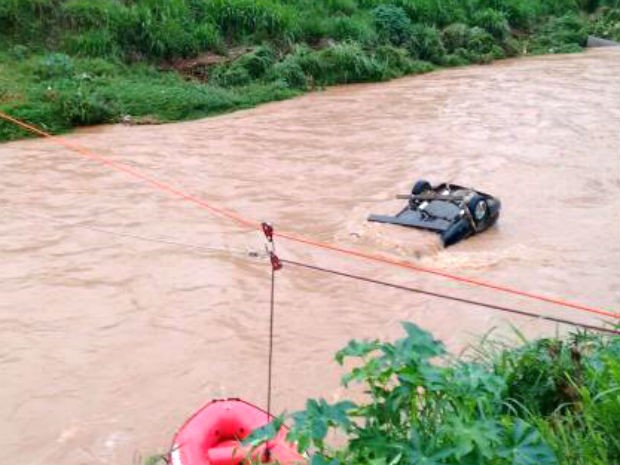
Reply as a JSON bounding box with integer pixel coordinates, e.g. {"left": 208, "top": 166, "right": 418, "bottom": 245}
{"left": 240, "top": 324, "right": 620, "bottom": 465}
{"left": 1, "top": 0, "right": 619, "bottom": 141}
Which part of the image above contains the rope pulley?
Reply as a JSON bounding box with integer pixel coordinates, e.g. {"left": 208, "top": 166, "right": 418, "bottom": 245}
{"left": 262, "top": 222, "right": 282, "bottom": 271}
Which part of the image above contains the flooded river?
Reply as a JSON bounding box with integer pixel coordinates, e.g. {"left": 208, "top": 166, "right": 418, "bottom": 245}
{"left": 1, "top": 48, "right": 619, "bottom": 464}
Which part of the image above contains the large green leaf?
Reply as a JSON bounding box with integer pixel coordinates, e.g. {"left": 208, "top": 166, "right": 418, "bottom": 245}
{"left": 498, "top": 420, "right": 557, "bottom": 465}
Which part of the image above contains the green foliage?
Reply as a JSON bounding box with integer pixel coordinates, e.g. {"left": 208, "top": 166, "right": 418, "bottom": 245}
{"left": 467, "top": 26, "right": 505, "bottom": 62}
{"left": 236, "top": 46, "right": 276, "bottom": 78}
{"left": 0, "top": 0, "right": 615, "bottom": 141}
{"left": 487, "top": 331, "right": 620, "bottom": 465}
{"left": 0, "top": 53, "right": 297, "bottom": 141}
{"left": 490, "top": 0, "right": 543, "bottom": 31}
{"left": 227, "top": 324, "right": 620, "bottom": 465}
{"left": 268, "top": 54, "right": 307, "bottom": 89}
{"left": 34, "top": 53, "right": 74, "bottom": 80}
{"left": 60, "top": 0, "right": 125, "bottom": 30}
{"left": 204, "top": 0, "right": 297, "bottom": 40}
{"left": 409, "top": 24, "right": 445, "bottom": 63}
{"left": 588, "top": 7, "right": 620, "bottom": 40}
{"left": 325, "top": 0, "right": 358, "bottom": 15}
{"left": 399, "top": 0, "right": 468, "bottom": 27}
{"left": 372, "top": 5, "right": 411, "bottom": 45}
{"left": 373, "top": 45, "right": 428, "bottom": 77}
{"left": 211, "top": 46, "right": 275, "bottom": 87}
{"left": 473, "top": 8, "right": 510, "bottom": 40}
{"left": 279, "top": 323, "right": 567, "bottom": 465}
{"left": 7, "top": 44, "right": 30, "bottom": 60}
{"left": 314, "top": 42, "right": 384, "bottom": 84}
{"left": 528, "top": 13, "right": 588, "bottom": 54}
{"left": 59, "top": 84, "right": 119, "bottom": 125}
{"left": 441, "top": 23, "right": 470, "bottom": 51}
{"left": 326, "top": 14, "right": 378, "bottom": 44}
{"left": 63, "top": 29, "right": 120, "bottom": 57}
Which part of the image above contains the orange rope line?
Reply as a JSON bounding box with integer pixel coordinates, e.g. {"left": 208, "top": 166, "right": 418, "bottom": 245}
{"left": 2, "top": 110, "right": 618, "bottom": 320}
{"left": 0, "top": 112, "right": 258, "bottom": 230}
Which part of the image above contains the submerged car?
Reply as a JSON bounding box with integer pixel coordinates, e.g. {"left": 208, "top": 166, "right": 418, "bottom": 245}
{"left": 368, "top": 180, "right": 501, "bottom": 246}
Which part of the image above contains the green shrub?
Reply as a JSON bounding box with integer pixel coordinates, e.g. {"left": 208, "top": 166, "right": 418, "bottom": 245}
{"left": 204, "top": 0, "right": 297, "bottom": 40}
{"left": 491, "top": 332, "right": 620, "bottom": 464}
{"left": 529, "top": 13, "right": 588, "bottom": 54}
{"left": 102, "top": 79, "right": 238, "bottom": 120}
{"left": 276, "top": 323, "right": 558, "bottom": 465}
{"left": 1, "top": 0, "right": 616, "bottom": 143}
{"left": 326, "top": 14, "right": 378, "bottom": 44}
{"left": 442, "top": 22, "right": 470, "bottom": 51}
{"left": 192, "top": 23, "right": 224, "bottom": 53}
{"left": 442, "top": 52, "right": 470, "bottom": 66}
{"left": 372, "top": 4, "right": 411, "bottom": 45}
{"left": 34, "top": 53, "right": 75, "bottom": 80}
{"left": 150, "top": 18, "right": 199, "bottom": 58}
{"left": 63, "top": 30, "right": 120, "bottom": 57}
{"left": 297, "top": 16, "right": 329, "bottom": 44}
{"left": 0, "top": 101, "right": 70, "bottom": 141}
{"left": 235, "top": 46, "right": 275, "bottom": 78}
{"left": 60, "top": 0, "right": 126, "bottom": 30}
{"left": 211, "top": 64, "right": 252, "bottom": 87}
{"left": 211, "top": 46, "right": 275, "bottom": 87}
{"left": 244, "top": 325, "right": 619, "bottom": 465}
{"left": 287, "top": 45, "right": 325, "bottom": 80}
{"left": 324, "top": 0, "right": 358, "bottom": 15}
{"left": 506, "top": 36, "right": 526, "bottom": 56}
{"left": 268, "top": 55, "right": 307, "bottom": 89}
{"left": 496, "top": 0, "right": 543, "bottom": 31}
{"left": 408, "top": 59, "right": 435, "bottom": 74}
{"left": 59, "top": 86, "right": 119, "bottom": 125}
{"left": 234, "top": 81, "right": 300, "bottom": 107}
{"left": 393, "top": 0, "right": 468, "bottom": 27}
{"left": 76, "top": 57, "right": 121, "bottom": 77}
{"left": 0, "top": 0, "right": 58, "bottom": 37}
{"left": 473, "top": 8, "right": 510, "bottom": 40}
{"left": 408, "top": 23, "right": 445, "bottom": 63}
{"left": 373, "top": 44, "right": 413, "bottom": 75}
{"left": 316, "top": 41, "right": 383, "bottom": 84}
{"left": 588, "top": 7, "right": 620, "bottom": 41}
{"left": 7, "top": 44, "right": 30, "bottom": 60}
{"left": 467, "top": 26, "right": 499, "bottom": 55}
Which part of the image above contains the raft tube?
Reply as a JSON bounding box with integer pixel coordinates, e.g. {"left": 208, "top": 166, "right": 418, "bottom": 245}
{"left": 169, "top": 398, "right": 305, "bottom": 465}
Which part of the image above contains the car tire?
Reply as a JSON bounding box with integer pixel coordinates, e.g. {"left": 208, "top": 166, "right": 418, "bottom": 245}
{"left": 441, "top": 217, "right": 472, "bottom": 247}
{"left": 467, "top": 194, "right": 489, "bottom": 226}
{"left": 412, "top": 179, "right": 432, "bottom": 195}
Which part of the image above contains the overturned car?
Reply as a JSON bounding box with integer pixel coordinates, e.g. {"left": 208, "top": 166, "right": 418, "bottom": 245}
{"left": 368, "top": 180, "right": 501, "bottom": 247}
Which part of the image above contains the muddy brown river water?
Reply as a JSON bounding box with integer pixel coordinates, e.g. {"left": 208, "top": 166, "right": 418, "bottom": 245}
{"left": 1, "top": 48, "right": 619, "bottom": 464}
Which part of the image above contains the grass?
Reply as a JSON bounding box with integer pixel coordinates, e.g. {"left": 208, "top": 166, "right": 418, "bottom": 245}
{"left": 1, "top": 0, "right": 619, "bottom": 141}
{"left": 243, "top": 323, "right": 620, "bottom": 465}
{"left": 0, "top": 51, "right": 301, "bottom": 140}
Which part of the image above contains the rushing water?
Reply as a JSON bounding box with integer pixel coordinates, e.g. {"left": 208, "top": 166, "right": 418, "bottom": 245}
{"left": 1, "top": 48, "right": 619, "bottom": 464}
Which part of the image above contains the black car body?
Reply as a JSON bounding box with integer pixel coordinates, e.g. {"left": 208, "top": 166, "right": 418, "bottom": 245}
{"left": 368, "top": 180, "right": 501, "bottom": 246}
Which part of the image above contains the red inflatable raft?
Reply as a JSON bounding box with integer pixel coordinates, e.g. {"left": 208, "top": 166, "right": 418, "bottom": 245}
{"left": 169, "top": 399, "right": 305, "bottom": 465}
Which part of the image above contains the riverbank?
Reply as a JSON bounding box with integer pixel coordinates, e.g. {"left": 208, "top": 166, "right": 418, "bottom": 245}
{"left": 1, "top": 1, "right": 619, "bottom": 142}
{"left": 271, "top": 324, "right": 620, "bottom": 465}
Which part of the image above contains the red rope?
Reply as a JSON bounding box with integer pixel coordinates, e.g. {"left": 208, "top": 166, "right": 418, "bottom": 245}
{"left": 2, "top": 110, "right": 618, "bottom": 320}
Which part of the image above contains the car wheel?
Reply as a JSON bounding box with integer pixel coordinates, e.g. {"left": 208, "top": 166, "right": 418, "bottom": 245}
{"left": 412, "top": 179, "right": 432, "bottom": 195}
{"left": 441, "top": 217, "right": 472, "bottom": 247}
{"left": 468, "top": 194, "right": 489, "bottom": 226}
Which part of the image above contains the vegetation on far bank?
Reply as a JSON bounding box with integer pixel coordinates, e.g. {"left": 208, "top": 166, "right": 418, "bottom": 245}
{"left": 242, "top": 323, "right": 620, "bottom": 465}
{"left": 1, "top": 0, "right": 620, "bottom": 141}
